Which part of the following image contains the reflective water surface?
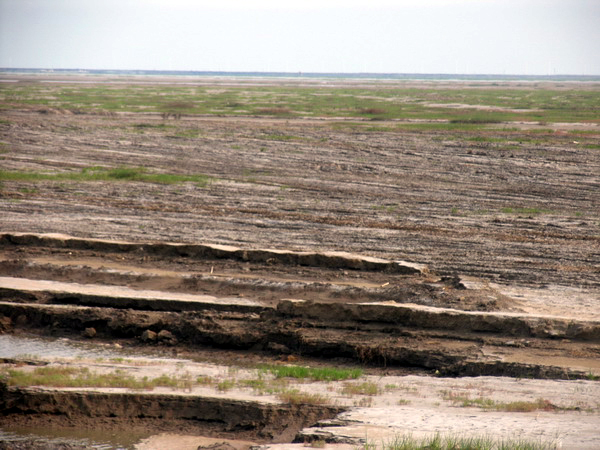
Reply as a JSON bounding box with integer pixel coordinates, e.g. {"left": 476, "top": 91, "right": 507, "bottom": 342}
{"left": 0, "top": 334, "right": 178, "bottom": 449}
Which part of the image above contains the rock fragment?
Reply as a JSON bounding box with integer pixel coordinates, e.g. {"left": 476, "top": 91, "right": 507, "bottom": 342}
{"left": 158, "top": 329, "right": 177, "bottom": 345}
{"left": 83, "top": 327, "right": 96, "bottom": 338}
{"left": 141, "top": 329, "right": 158, "bottom": 343}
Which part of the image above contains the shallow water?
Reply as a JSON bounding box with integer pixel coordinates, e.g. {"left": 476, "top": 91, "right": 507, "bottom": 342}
{"left": 0, "top": 334, "right": 177, "bottom": 449}
{"left": 0, "top": 334, "right": 125, "bottom": 360}
{"left": 0, "top": 427, "right": 150, "bottom": 449}
{"left": 0, "top": 333, "right": 179, "bottom": 362}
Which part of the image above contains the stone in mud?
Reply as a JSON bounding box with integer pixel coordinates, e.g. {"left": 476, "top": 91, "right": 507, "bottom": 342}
{"left": 265, "top": 341, "right": 291, "bottom": 355}
{"left": 83, "top": 327, "right": 96, "bottom": 338}
{"left": 15, "top": 314, "right": 28, "bottom": 326}
{"left": 158, "top": 329, "right": 177, "bottom": 345}
{"left": 197, "top": 443, "right": 236, "bottom": 450}
{"left": 141, "top": 329, "right": 158, "bottom": 343}
{"left": 0, "top": 315, "right": 12, "bottom": 333}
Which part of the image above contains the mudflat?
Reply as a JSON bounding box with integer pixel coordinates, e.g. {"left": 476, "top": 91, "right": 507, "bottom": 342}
{"left": 0, "top": 74, "right": 599, "bottom": 449}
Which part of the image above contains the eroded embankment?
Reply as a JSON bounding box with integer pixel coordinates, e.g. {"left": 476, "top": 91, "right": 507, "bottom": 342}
{"left": 1, "top": 288, "right": 599, "bottom": 380}
{"left": 0, "top": 232, "right": 424, "bottom": 274}
{"left": 1, "top": 233, "right": 599, "bottom": 382}
{"left": 0, "top": 381, "right": 344, "bottom": 443}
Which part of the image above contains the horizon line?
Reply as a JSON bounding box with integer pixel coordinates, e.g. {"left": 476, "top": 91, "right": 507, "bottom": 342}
{"left": 1, "top": 67, "right": 599, "bottom": 78}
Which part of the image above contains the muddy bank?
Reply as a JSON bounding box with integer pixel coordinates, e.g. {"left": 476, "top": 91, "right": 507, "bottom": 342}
{"left": 2, "top": 232, "right": 505, "bottom": 313}
{"left": 0, "top": 384, "right": 344, "bottom": 443}
{"left": 0, "top": 234, "right": 599, "bottom": 380}
{"left": 0, "top": 233, "right": 424, "bottom": 275}
{"left": 0, "top": 296, "right": 598, "bottom": 379}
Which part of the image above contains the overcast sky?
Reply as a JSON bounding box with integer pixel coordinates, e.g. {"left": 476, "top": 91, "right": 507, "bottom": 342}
{"left": 1, "top": 0, "right": 599, "bottom": 75}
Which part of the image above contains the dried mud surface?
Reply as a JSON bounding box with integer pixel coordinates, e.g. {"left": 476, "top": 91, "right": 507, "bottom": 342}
{"left": 1, "top": 88, "right": 599, "bottom": 291}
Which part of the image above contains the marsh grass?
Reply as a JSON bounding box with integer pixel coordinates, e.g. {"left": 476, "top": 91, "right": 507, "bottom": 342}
{"left": 441, "top": 391, "right": 561, "bottom": 413}
{"left": 277, "top": 389, "right": 329, "bottom": 405}
{"left": 341, "top": 381, "right": 379, "bottom": 396}
{"left": 3, "top": 366, "right": 188, "bottom": 391}
{"left": 255, "top": 107, "right": 294, "bottom": 116}
{"left": 217, "top": 379, "right": 236, "bottom": 391}
{"left": 0, "top": 167, "right": 212, "bottom": 187}
{"left": 3, "top": 84, "right": 598, "bottom": 123}
{"left": 260, "top": 364, "right": 363, "bottom": 382}
{"left": 373, "top": 433, "right": 557, "bottom": 450}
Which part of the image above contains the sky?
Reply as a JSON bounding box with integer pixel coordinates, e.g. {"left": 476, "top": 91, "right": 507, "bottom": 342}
{"left": 1, "top": 0, "right": 599, "bottom": 75}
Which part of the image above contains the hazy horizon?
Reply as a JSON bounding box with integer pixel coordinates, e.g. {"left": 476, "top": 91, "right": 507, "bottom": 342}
{"left": 1, "top": 0, "right": 599, "bottom": 76}
{"left": 2, "top": 68, "right": 600, "bottom": 79}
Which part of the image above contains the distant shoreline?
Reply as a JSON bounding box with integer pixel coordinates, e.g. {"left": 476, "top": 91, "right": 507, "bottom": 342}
{"left": 1, "top": 67, "right": 599, "bottom": 82}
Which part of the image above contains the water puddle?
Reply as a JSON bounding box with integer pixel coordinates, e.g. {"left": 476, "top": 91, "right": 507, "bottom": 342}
{"left": 0, "top": 427, "right": 150, "bottom": 449}
{"left": 0, "top": 335, "right": 186, "bottom": 449}
{"left": 0, "top": 333, "right": 180, "bottom": 362}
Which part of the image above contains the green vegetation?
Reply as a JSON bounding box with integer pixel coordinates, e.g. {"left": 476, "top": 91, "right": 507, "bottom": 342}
{"left": 0, "top": 166, "right": 212, "bottom": 187}
{"left": 2, "top": 83, "right": 599, "bottom": 124}
{"left": 217, "top": 379, "right": 236, "bottom": 391}
{"left": 260, "top": 364, "right": 363, "bottom": 381}
{"left": 367, "top": 433, "right": 558, "bottom": 450}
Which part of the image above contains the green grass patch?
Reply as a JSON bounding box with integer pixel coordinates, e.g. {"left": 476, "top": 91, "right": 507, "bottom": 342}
{"left": 0, "top": 167, "right": 212, "bottom": 187}
{"left": 254, "top": 107, "right": 295, "bottom": 116}
{"left": 217, "top": 379, "right": 236, "bottom": 391}
{"left": 261, "top": 364, "right": 362, "bottom": 382}
{"left": 3, "top": 83, "right": 598, "bottom": 123}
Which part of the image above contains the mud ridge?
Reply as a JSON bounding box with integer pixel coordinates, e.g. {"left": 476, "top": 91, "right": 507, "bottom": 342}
{"left": 0, "top": 298, "right": 598, "bottom": 380}
{"left": 0, "top": 384, "right": 345, "bottom": 443}
{"left": 0, "top": 233, "right": 424, "bottom": 274}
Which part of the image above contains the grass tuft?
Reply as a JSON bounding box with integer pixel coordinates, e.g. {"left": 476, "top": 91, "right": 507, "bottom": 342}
{"left": 341, "top": 381, "right": 379, "bottom": 396}
{"left": 369, "top": 432, "right": 558, "bottom": 450}
{"left": 261, "top": 364, "right": 363, "bottom": 382}
{"left": 3, "top": 366, "right": 190, "bottom": 391}
{"left": 277, "top": 389, "right": 329, "bottom": 405}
